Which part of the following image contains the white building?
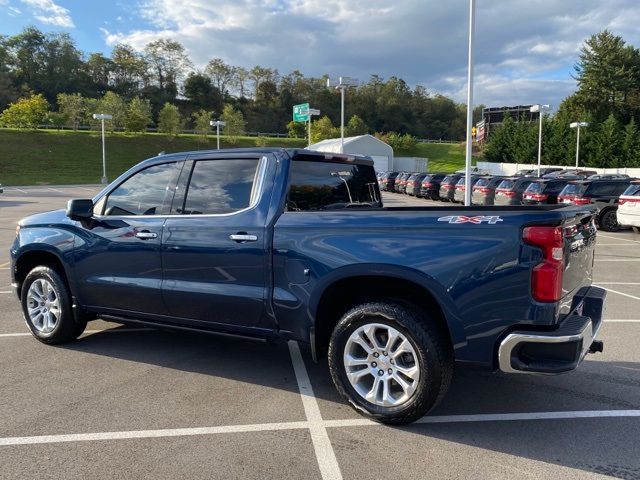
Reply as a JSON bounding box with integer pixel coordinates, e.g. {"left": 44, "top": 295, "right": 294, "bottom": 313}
{"left": 307, "top": 134, "right": 394, "bottom": 172}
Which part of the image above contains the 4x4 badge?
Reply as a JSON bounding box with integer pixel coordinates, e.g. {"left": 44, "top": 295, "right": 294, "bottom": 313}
{"left": 438, "top": 215, "right": 503, "bottom": 224}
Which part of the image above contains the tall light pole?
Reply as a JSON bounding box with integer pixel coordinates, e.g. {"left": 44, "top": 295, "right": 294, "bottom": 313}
{"left": 210, "top": 120, "right": 226, "bottom": 150}
{"left": 307, "top": 108, "right": 321, "bottom": 147}
{"left": 463, "top": 0, "right": 476, "bottom": 206}
{"left": 327, "top": 76, "right": 358, "bottom": 152}
{"left": 570, "top": 122, "right": 589, "bottom": 168}
{"left": 530, "top": 104, "right": 550, "bottom": 176}
{"left": 92, "top": 113, "right": 112, "bottom": 184}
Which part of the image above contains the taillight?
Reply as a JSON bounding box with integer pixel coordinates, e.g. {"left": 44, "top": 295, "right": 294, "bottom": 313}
{"left": 573, "top": 197, "right": 591, "bottom": 205}
{"left": 558, "top": 195, "right": 574, "bottom": 202}
{"left": 422, "top": 182, "right": 433, "bottom": 188}
{"left": 442, "top": 185, "right": 452, "bottom": 190}
{"left": 474, "top": 187, "right": 491, "bottom": 194}
{"left": 523, "top": 226, "right": 564, "bottom": 302}
{"left": 619, "top": 197, "right": 640, "bottom": 205}
{"left": 456, "top": 186, "right": 465, "bottom": 191}
{"left": 503, "top": 191, "right": 516, "bottom": 197}
{"left": 526, "top": 193, "right": 548, "bottom": 201}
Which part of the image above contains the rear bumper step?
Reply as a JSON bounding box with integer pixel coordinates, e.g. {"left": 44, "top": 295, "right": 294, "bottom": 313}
{"left": 498, "top": 287, "right": 606, "bottom": 374}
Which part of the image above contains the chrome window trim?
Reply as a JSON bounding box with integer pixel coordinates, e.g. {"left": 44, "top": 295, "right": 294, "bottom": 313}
{"left": 93, "top": 156, "right": 268, "bottom": 220}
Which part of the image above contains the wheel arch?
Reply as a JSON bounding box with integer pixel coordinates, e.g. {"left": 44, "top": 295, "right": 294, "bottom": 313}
{"left": 14, "top": 247, "right": 72, "bottom": 300}
{"left": 309, "top": 264, "right": 464, "bottom": 361}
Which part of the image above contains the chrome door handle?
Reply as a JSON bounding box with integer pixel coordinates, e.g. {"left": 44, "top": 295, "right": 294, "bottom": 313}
{"left": 229, "top": 234, "right": 258, "bottom": 242}
{"left": 135, "top": 231, "right": 158, "bottom": 240}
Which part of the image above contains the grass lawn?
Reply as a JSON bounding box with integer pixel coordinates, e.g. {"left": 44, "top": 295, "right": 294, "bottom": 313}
{"left": 395, "top": 142, "right": 467, "bottom": 173}
{"left": 0, "top": 129, "right": 467, "bottom": 185}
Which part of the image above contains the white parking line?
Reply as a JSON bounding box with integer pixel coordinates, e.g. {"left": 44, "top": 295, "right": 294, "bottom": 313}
{"left": 47, "top": 187, "right": 63, "bottom": 193}
{"left": 594, "top": 259, "right": 640, "bottom": 262}
{"left": 595, "top": 285, "right": 640, "bottom": 301}
{"left": 606, "top": 319, "right": 640, "bottom": 323}
{"left": 2, "top": 410, "right": 640, "bottom": 447}
{"left": 597, "top": 282, "right": 640, "bottom": 285}
{"left": 288, "top": 341, "right": 343, "bottom": 480}
{"left": 598, "top": 234, "right": 640, "bottom": 244}
{"left": 0, "top": 421, "right": 310, "bottom": 447}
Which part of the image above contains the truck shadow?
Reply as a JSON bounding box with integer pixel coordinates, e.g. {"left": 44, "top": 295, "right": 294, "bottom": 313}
{"left": 65, "top": 326, "right": 640, "bottom": 479}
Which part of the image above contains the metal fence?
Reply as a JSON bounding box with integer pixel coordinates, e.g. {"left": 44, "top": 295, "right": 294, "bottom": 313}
{"left": 33, "top": 125, "right": 292, "bottom": 138}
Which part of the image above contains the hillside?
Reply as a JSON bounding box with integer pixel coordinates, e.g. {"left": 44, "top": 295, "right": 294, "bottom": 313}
{"left": 0, "top": 129, "right": 466, "bottom": 185}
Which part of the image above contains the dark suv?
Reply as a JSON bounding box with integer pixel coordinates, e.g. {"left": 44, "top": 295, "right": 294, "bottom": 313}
{"left": 558, "top": 178, "right": 635, "bottom": 231}
{"left": 405, "top": 173, "right": 428, "bottom": 196}
{"left": 471, "top": 176, "right": 506, "bottom": 206}
{"left": 438, "top": 174, "right": 462, "bottom": 201}
{"left": 522, "top": 178, "right": 579, "bottom": 205}
{"left": 379, "top": 171, "right": 399, "bottom": 191}
{"left": 494, "top": 177, "right": 538, "bottom": 205}
{"left": 418, "top": 173, "right": 447, "bottom": 199}
{"left": 394, "top": 172, "right": 413, "bottom": 193}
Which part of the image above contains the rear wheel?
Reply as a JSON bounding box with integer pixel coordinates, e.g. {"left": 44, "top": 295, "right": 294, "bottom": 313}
{"left": 21, "top": 266, "right": 86, "bottom": 344}
{"left": 328, "top": 301, "right": 453, "bottom": 425}
{"left": 598, "top": 209, "right": 620, "bottom": 232}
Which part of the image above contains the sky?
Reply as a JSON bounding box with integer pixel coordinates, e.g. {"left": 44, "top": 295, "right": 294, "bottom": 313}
{"left": 1, "top": 0, "right": 640, "bottom": 109}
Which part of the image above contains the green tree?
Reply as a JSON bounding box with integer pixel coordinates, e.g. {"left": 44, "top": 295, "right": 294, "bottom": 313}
{"left": 311, "top": 115, "right": 338, "bottom": 143}
{"left": 205, "top": 58, "right": 234, "bottom": 95}
{"left": 591, "top": 114, "right": 623, "bottom": 167}
{"left": 184, "top": 72, "right": 222, "bottom": 111}
{"left": 144, "top": 38, "right": 192, "bottom": 91}
{"left": 0, "top": 93, "right": 50, "bottom": 128}
{"left": 574, "top": 30, "right": 640, "bottom": 123}
{"left": 483, "top": 115, "right": 516, "bottom": 162}
{"left": 192, "top": 109, "right": 212, "bottom": 143}
{"left": 95, "top": 91, "right": 127, "bottom": 130}
{"left": 125, "top": 97, "right": 152, "bottom": 133}
{"left": 286, "top": 120, "right": 306, "bottom": 138}
{"left": 47, "top": 111, "right": 68, "bottom": 130}
{"left": 346, "top": 114, "right": 369, "bottom": 136}
{"left": 57, "top": 93, "right": 87, "bottom": 130}
{"left": 220, "top": 104, "right": 245, "bottom": 144}
{"left": 622, "top": 118, "right": 640, "bottom": 167}
{"left": 111, "top": 43, "right": 148, "bottom": 97}
{"left": 157, "top": 102, "right": 181, "bottom": 140}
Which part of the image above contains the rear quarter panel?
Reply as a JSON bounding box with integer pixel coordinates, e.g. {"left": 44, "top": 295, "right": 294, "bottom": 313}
{"left": 272, "top": 208, "right": 569, "bottom": 366}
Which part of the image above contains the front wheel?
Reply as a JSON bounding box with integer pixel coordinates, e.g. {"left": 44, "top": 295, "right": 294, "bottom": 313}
{"left": 328, "top": 302, "right": 453, "bottom": 425}
{"left": 21, "top": 266, "right": 87, "bottom": 344}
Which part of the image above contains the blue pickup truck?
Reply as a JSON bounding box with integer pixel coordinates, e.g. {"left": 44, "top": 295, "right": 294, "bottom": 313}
{"left": 10, "top": 148, "right": 605, "bottom": 424}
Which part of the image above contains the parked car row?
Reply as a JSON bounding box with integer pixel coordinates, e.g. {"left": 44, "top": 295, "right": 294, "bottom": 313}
{"left": 377, "top": 170, "right": 638, "bottom": 232}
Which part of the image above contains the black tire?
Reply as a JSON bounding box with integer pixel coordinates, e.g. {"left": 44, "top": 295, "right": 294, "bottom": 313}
{"left": 328, "top": 301, "right": 453, "bottom": 425}
{"left": 21, "top": 266, "right": 86, "bottom": 344}
{"left": 598, "top": 208, "right": 620, "bottom": 232}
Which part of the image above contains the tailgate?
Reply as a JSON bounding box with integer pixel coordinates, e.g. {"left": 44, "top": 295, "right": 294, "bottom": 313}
{"left": 561, "top": 209, "right": 597, "bottom": 297}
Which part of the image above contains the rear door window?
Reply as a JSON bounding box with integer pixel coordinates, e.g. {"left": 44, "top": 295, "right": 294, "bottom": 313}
{"left": 178, "top": 158, "right": 261, "bottom": 215}
{"left": 585, "top": 182, "right": 628, "bottom": 196}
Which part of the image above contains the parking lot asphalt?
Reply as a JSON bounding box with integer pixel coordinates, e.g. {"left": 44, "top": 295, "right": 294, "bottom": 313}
{"left": 1, "top": 186, "right": 639, "bottom": 480}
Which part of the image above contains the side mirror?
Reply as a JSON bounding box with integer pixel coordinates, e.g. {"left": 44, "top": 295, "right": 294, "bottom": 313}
{"left": 66, "top": 199, "right": 94, "bottom": 220}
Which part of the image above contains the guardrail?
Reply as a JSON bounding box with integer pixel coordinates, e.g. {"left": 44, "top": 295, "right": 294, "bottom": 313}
{"left": 415, "top": 138, "right": 461, "bottom": 144}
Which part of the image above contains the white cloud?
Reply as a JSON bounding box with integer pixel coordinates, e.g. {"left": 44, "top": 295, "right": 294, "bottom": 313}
{"left": 20, "top": 0, "right": 74, "bottom": 28}
{"left": 102, "top": 0, "right": 640, "bottom": 107}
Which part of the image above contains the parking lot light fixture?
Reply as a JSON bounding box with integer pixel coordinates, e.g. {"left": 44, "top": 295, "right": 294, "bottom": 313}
{"left": 327, "top": 76, "right": 359, "bottom": 152}
{"left": 92, "top": 113, "right": 113, "bottom": 184}
{"left": 570, "top": 121, "right": 589, "bottom": 168}
{"left": 530, "top": 104, "right": 550, "bottom": 177}
{"left": 210, "top": 120, "right": 226, "bottom": 150}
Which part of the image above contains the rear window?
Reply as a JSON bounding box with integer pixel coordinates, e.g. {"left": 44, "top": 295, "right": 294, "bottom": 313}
{"left": 622, "top": 184, "right": 640, "bottom": 196}
{"left": 422, "top": 174, "right": 434, "bottom": 183}
{"left": 525, "top": 182, "right": 543, "bottom": 194}
{"left": 544, "top": 181, "right": 568, "bottom": 194}
{"left": 474, "top": 178, "right": 490, "bottom": 187}
{"left": 442, "top": 175, "right": 456, "bottom": 185}
{"left": 286, "top": 161, "right": 381, "bottom": 211}
{"left": 497, "top": 179, "right": 515, "bottom": 190}
{"left": 559, "top": 183, "right": 586, "bottom": 197}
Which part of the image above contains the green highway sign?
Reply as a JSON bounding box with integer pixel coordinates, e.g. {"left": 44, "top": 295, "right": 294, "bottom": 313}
{"left": 293, "top": 103, "right": 310, "bottom": 122}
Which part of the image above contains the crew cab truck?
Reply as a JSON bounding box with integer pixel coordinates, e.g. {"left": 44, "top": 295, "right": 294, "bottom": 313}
{"left": 10, "top": 148, "right": 606, "bottom": 425}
